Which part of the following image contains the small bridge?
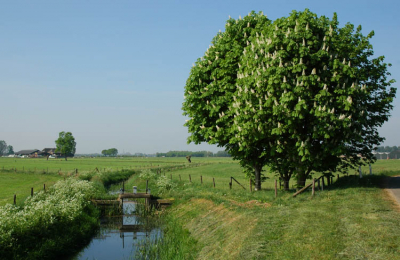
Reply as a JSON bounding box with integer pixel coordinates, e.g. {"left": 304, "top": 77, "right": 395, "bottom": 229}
{"left": 92, "top": 192, "right": 174, "bottom": 209}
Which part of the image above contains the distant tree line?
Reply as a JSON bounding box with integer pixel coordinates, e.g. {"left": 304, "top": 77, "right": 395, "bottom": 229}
{"left": 375, "top": 146, "right": 400, "bottom": 152}
{"left": 0, "top": 140, "right": 14, "bottom": 156}
{"left": 101, "top": 148, "right": 118, "bottom": 157}
{"left": 156, "top": 150, "right": 231, "bottom": 157}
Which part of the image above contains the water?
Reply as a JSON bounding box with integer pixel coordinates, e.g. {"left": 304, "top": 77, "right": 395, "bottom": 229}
{"left": 72, "top": 201, "right": 161, "bottom": 260}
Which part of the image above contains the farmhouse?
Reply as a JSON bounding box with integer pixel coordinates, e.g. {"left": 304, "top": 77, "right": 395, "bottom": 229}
{"left": 41, "top": 148, "right": 57, "bottom": 156}
{"left": 14, "top": 149, "right": 41, "bottom": 158}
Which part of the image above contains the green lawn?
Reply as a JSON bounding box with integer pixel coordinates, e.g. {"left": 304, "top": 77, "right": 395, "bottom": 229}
{"left": 0, "top": 172, "right": 62, "bottom": 206}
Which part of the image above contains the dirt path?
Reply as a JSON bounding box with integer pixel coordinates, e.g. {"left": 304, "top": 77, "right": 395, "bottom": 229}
{"left": 384, "top": 176, "right": 400, "bottom": 209}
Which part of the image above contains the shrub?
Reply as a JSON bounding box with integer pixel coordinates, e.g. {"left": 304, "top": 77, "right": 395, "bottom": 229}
{"left": 156, "top": 176, "right": 177, "bottom": 194}
{"left": 139, "top": 169, "right": 157, "bottom": 180}
{"left": 0, "top": 179, "right": 100, "bottom": 259}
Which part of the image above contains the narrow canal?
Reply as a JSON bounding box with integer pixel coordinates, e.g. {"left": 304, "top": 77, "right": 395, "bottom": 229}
{"left": 72, "top": 201, "right": 162, "bottom": 260}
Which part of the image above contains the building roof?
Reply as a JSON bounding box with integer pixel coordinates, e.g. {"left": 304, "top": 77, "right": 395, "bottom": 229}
{"left": 15, "top": 149, "right": 40, "bottom": 155}
{"left": 42, "top": 148, "right": 56, "bottom": 153}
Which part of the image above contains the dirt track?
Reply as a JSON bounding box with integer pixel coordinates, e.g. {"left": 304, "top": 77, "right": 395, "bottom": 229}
{"left": 384, "top": 176, "right": 400, "bottom": 207}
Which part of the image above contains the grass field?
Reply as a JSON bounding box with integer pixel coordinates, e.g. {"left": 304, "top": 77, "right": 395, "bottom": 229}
{"left": 0, "top": 172, "right": 62, "bottom": 206}
{"left": 0, "top": 157, "right": 229, "bottom": 174}
{"left": 1, "top": 157, "right": 400, "bottom": 259}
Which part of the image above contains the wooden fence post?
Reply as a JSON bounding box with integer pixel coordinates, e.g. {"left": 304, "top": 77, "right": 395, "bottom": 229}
{"left": 146, "top": 180, "right": 149, "bottom": 194}
{"left": 229, "top": 177, "right": 232, "bottom": 189}
{"left": 213, "top": 178, "right": 215, "bottom": 188}
{"left": 14, "top": 194, "right": 16, "bottom": 205}
{"left": 189, "top": 174, "right": 191, "bottom": 182}
{"left": 31, "top": 187, "right": 33, "bottom": 196}
{"left": 321, "top": 178, "right": 324, "bottom": 191}
{"left": 312, "top": 179, "right": 315, "bottom": 197}
{"left": 275, "top": 180, "right": 277, "bottom": 198}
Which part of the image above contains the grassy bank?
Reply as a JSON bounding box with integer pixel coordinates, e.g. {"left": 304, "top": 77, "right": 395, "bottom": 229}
{"left": 130, "top": 160, "right": 400, "bottom": 260}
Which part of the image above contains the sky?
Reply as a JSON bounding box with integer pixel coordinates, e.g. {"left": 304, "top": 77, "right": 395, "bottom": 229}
{"left": 1, "top": 0, "right": 399, "bottom": 154}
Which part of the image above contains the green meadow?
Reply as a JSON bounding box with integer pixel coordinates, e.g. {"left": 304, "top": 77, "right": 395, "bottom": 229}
{"left": 0, "top": 156, "right": 227, "bottom": 173}
{"left": 1, "top": 157, "right": 400, "bottom": 259}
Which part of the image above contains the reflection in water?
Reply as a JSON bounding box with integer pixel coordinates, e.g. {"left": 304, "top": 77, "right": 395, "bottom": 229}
{"left": 73, "top": 201, "right": 161, "bottom": 260}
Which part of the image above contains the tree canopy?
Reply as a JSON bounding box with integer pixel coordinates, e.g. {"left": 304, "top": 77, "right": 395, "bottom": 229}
{"left": 101, "top": 148, "right": 118, "bottom": 157}
{"left": 182, "top": 10, "right": 396, "bottom": 190}
{"left": 7, "top": 145, "right": 14, "bottom": 155}
{"left": 0, "top": 141, "right": 7, "bottom": 156}
{"left": 55, "top": 132, "right": 76, "bottom": 161}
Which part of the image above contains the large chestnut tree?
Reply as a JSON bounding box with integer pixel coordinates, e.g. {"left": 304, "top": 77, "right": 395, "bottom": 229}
{"left": 182, "top": 10, "right": 396, "bottom": 190}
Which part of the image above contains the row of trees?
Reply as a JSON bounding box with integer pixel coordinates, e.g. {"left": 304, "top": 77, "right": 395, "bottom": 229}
{"left": 375, "top": 146, "right": 400, "bottom": 153}
{"left": 182, "top": 9, "right": 396, "bottom": 190}
{"left": 0, "top": 141, "right": 14, "bottom": 156}
{"left": 156, "top": 150, "right": 231, "bottom": 157}
{"left": 101, "top": 148, "right": 118, "bottom": 157}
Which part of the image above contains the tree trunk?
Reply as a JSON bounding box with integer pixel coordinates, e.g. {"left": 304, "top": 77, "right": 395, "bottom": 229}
{"left": 296, "top": 173, "right": 307, "bottom": 190}
{"left": 282, "top": 176, "right": 290, "bottom": 191}
{"left": 254, "top": 165, "right": 262, "bottom": 191}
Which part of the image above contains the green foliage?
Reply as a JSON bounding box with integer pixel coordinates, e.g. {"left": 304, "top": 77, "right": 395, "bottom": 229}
{"left": 55, "top": 131, "right": 76, "bottom": 160}
{"left": 6, "top": 145, "right": 14, "bottom": 155}
{"left": 0, "top": 179, "right": 100, "bottom": 259}
{"left": 0, "top": 140, "right": 8, "bottom": 156}
{"left": 182, "top": 9, "right": 396, "bottom": 189}
{"left": 138, "top": 169, "right": 177, "bottom": 193}
{"left": 101, "top": 148, "right": 118, "bottom": 156}
{"left": 375, "top": 145, "right": 399, "bottom": 152}
{"left": 139, "top": 169, "right": 158, "bottom": 180}
{"left": 93, "top": 169, "right": 136, "bottom": 187}
{"left": 156, "top": 175, "right": 177, "bottom": 194}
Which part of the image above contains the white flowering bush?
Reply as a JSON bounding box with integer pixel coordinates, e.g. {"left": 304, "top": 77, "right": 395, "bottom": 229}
{"left": 139, "top": 169, "right": 157, "bottom": 180}
{"left": 156, "top": 176, "right": 177, "bottom": 194}
{"left": 0, "top": 178, "right": 99, "bottom": 259}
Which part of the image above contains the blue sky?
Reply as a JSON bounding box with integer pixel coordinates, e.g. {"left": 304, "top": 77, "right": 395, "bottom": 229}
{"left": 1, "top": 0, "right": 399, "bottom": 154}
